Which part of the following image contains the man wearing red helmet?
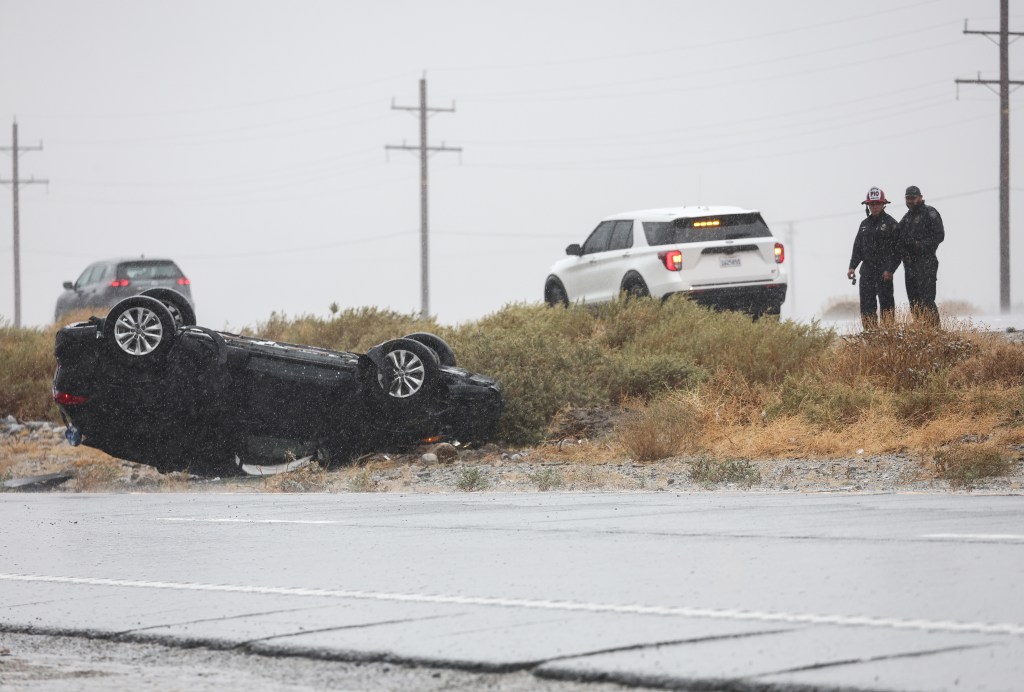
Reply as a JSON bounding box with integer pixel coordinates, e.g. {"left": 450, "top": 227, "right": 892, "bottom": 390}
{"left": 846, "top": 186, "right": 901, "bottom": 329}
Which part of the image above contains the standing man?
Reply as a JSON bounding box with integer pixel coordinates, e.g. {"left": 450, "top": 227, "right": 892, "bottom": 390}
{"left": 847, "top": 186, "right": 902, "bottom": 329}
{"left": 899, "top": 185, "right": 944, "bottom": 325}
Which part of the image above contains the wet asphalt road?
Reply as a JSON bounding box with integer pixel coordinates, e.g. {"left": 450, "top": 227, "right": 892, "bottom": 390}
{"left": 1, "top": 492, "right": 1022, "bottom": 691}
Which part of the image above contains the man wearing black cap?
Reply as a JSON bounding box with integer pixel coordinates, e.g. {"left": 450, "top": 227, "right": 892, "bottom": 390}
{"left": 847, "top": 186, "right": 901, "bottom": 329}
{"left": 898, "top": 185, "right": 944, "bottom": 325}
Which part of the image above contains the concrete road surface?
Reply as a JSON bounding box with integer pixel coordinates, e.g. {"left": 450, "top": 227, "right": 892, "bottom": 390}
{"left": 1, "top": 492, "right": 1022, "bottom": 691}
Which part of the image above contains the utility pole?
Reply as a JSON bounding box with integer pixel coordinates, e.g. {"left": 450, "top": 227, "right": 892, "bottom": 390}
{"left": 386, "top": 76, "right": 461, "bottom": 319}
{"left": 0, "top": 120, "right": 48, "bottom": 328}
{"left": 956, "top": 0, "right": 1024, "bottom": 313}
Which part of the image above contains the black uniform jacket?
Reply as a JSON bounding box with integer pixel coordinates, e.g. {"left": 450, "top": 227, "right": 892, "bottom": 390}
{"left": 849, "top": 211, "right": 901, "bottom": 274}
{"left": 898, "top": 203, "right": 944, "bottom": 263}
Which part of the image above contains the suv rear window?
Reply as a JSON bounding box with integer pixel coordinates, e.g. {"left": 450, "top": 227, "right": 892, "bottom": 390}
{"left": 117, "top": 260, "right": 182, "bottom": 280}
{"left": 642, "top": 213, "right": 772, "bottom": 245}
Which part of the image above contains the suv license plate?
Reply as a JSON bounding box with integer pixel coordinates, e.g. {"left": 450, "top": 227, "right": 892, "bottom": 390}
{"left": 719, "top": 256, "right": 741, "bottom": 268}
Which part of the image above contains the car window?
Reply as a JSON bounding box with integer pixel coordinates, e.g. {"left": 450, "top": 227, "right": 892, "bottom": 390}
{"left": 581, "top": 221, "right": 615, "bottom": 255}
{"left": 83, "top": 265, "right": 107, "bottom": 287}
{"left": 642, "top": 213, "right": 772, "bottom": 245}
{"left": 608, "top": 220, "right": 633, "bottom": 251}
{"left": 117, "top": 261, "right": 183, "bottom": 280}
{"left": 74, "top": 266, "right": 96, "bottom": 288}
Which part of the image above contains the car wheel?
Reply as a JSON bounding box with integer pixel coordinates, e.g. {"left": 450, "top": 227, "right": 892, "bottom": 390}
{"left": 140, "top": 288, "right": 196, "bottom": 327}
{"left": 373, "top": 338, "right": 439, "bottom": 403}
{"left": 403, "top": 332, "right": 456, "bottom": 367}
{"left": 545, "top": 279, "right": 569, "bottom": 308}
{"left": 622, "top": 273, "right": 650, "bottom": 300}
{"left": 102, "top": 296, "right": 177, "bottom": 363}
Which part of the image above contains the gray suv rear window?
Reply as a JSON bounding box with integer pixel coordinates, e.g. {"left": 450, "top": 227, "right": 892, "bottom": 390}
{"left": 117, "top": 261, "right": 182, "bottom": 280}
{"left": 642, "top": 213, "right": 771, "bottom": 245}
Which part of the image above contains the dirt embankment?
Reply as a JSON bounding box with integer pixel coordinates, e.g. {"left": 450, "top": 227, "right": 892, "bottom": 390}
{"left": 2, "top": 415, "right": 1021, "bottom": 495}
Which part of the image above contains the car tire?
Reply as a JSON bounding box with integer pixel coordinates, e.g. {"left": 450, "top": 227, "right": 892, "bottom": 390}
{"left": 102, "top": 296, "right": 177, "bottom": 363}
{"left": 545, "top": 278, "right": 569, "bottom": 308}
{"left": 621, "top": 273, "right": 650, "bottom": 300}
{"left": 372, "top": 338, "right": 439, "bottom": 404}
{"left": 403, "top": 332, "right": 456, "bottom": 367}
{"left": 140, "top": 288, "right": 196, "bottom": 327}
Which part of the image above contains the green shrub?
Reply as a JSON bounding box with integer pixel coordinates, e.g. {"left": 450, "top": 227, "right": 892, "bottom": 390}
{"left": 450, "top": 306, "right": 610, "bottom": 444}
{"left": 529, "top": 467, "right": 564, "bottom": 491}
{"left": 607, "top": 352, "right": 706, "bottom": 400}
{"left": 455, "top": 465, "right": 488, "bottom": 491}
{"left": 933, "top": 444, "right": 1015, "bottom": 489}
{"left": 767, "top": 373, "right": 875, "bottom": 429}
{"left": 249, "top": 307, "right": 443, "bottom": 352}
{"left": 689, "top": 456, "right": 761, "bottom": 488}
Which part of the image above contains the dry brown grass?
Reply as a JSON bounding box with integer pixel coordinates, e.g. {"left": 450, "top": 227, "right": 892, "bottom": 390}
{"left": 828, "top": 320, "right": 976, "bottom": 391}
{"left": 616, "top": 392, "right": 702, "bottom": 461}
{"left": 257, "top": 461, "right": 335, "bottom": 492}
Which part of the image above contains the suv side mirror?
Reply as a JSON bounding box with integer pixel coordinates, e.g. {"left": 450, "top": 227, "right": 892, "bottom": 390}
{"left": 565, "top": 243, "right": 583, "bottom": 256}
{"left": 63, "top": 281, "right": 74, "bottom": 290}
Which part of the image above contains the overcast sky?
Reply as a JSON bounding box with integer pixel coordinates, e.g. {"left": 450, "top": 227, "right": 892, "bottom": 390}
{"left": 1, "top": 0, "right": 1022, "bottom": 331}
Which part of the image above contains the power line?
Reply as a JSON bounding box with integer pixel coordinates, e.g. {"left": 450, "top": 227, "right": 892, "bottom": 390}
{"left": 385, "top": 76, "right": 461, "bottom": 319}
{"left": 0, "top": 120, "right": 48, "bottom": 328}
{"left": 433, "top": 0, "right": 942, "bottom": 74}
{"left": 955, "top": 0, "right": 1024, "bottom": 313}
{"left": 461, "top": 37, "right": 962, "bottom": 105}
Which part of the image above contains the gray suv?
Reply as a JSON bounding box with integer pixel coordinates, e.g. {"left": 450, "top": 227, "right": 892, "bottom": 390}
{"left": 55, "top": 257, "right": 193, "bottom": 322}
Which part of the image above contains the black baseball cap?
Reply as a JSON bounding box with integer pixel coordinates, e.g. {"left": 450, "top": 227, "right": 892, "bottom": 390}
{"left": 905, "top": 185, "right": 922, "bottom": 197}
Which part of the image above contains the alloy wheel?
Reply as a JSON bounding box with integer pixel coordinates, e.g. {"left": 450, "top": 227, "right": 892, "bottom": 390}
{"left": 112, "top": 306, "right": 164, "bottom": 356}
{"left": 381, "top": 348, "right": 426, "bottom": 398}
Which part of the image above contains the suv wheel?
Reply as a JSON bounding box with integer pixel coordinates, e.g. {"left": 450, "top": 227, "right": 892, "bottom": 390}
{"left": 140, "top": 288, "right": 196, "bottom": 327}
{"left": 621, "top": 273, "right": 650, "bottom": 300}
{"left": 545, "top": 279, "right": 569, "bottom": 308}
{"left": 373, "top": 338, "right": 439, "bottom": 403}
{"left": 102, "top": 296, "right": 176, "bottom": 364}
{"left": 403, "top": 332, "right": 456, "bottom": 367}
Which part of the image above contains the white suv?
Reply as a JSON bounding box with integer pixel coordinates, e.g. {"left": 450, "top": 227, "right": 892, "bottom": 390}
{"left": 544, "top": 206, "right": 788, "bottom": 317}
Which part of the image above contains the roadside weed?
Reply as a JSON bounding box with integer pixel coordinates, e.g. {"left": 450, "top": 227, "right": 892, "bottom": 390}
{"left": 529, "top": 467, "right": 564, "bottom": 491}
{"left": 689, "top": 457, "right": 761, "bottom": 488}
{"left": 455, "top": 466, "right": 488, "bottom": 492}
{"left": 933, "top": 443, "right": 1015, "bottom": 490}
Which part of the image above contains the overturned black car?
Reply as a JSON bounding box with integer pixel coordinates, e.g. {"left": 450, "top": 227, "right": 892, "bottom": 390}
{"left": 53, "top": 289, "right": 503, "bottom": 476}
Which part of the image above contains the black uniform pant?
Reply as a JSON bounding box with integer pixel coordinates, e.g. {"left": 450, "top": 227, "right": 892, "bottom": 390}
{"left": 858, "top": 268, "right": 895, "bottom": 328}
{"left": 904, "top": 257, "right": 939, "bottom": 325}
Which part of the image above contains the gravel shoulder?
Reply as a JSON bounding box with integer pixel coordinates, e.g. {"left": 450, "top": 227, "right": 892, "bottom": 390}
{"left": 2, "top": 420, "right": 1022, "bottom": 494}
{"left": 0, "top": 631, "right": 636, "bottom": 692}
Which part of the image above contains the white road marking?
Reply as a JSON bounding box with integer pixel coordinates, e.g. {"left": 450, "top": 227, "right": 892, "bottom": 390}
{"left": 160, "top": 518, "right": 343, "bottom": 525}
{"left": 1, "top": 572, "right": 1022, "bottom": 637}
{"left": 921, "top": 534, "right": 1024, "bottom": 543}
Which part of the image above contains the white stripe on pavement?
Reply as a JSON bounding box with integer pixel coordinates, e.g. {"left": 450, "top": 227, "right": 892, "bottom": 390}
{"left": 1, "top": 572, "right": 1022, "bottom": 637}
{"left": 921, "top": 534, "right": 1024, "bottom": 543}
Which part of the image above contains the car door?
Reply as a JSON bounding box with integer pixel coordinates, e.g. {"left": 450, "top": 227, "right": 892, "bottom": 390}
{"left": 582, "top": 219, "right": 635, "bottom": 303}
{"left": 82, "top": 263, "right": 112, "bottom": 309}
{"left": 560, "top": 221, "right": 614, "bottom": 302}
{"left": 65, "top": 264, "right": 100, "bottom": 312}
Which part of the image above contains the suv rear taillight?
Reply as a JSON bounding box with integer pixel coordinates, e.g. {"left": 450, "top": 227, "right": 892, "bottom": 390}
{"left": 110, "top": 279, "right": 130, "bottom": 288}
{"left": 54, "top": 391, "right": 88, "bottom": 405}
{"left": 657, "top": 250, "right": 682, "bottom": 271}
{"left": 177, "top": 277, "right": 190, "bottom": 286}
{"left": 774, "top": 243, "right": 785, "bottom": 264}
